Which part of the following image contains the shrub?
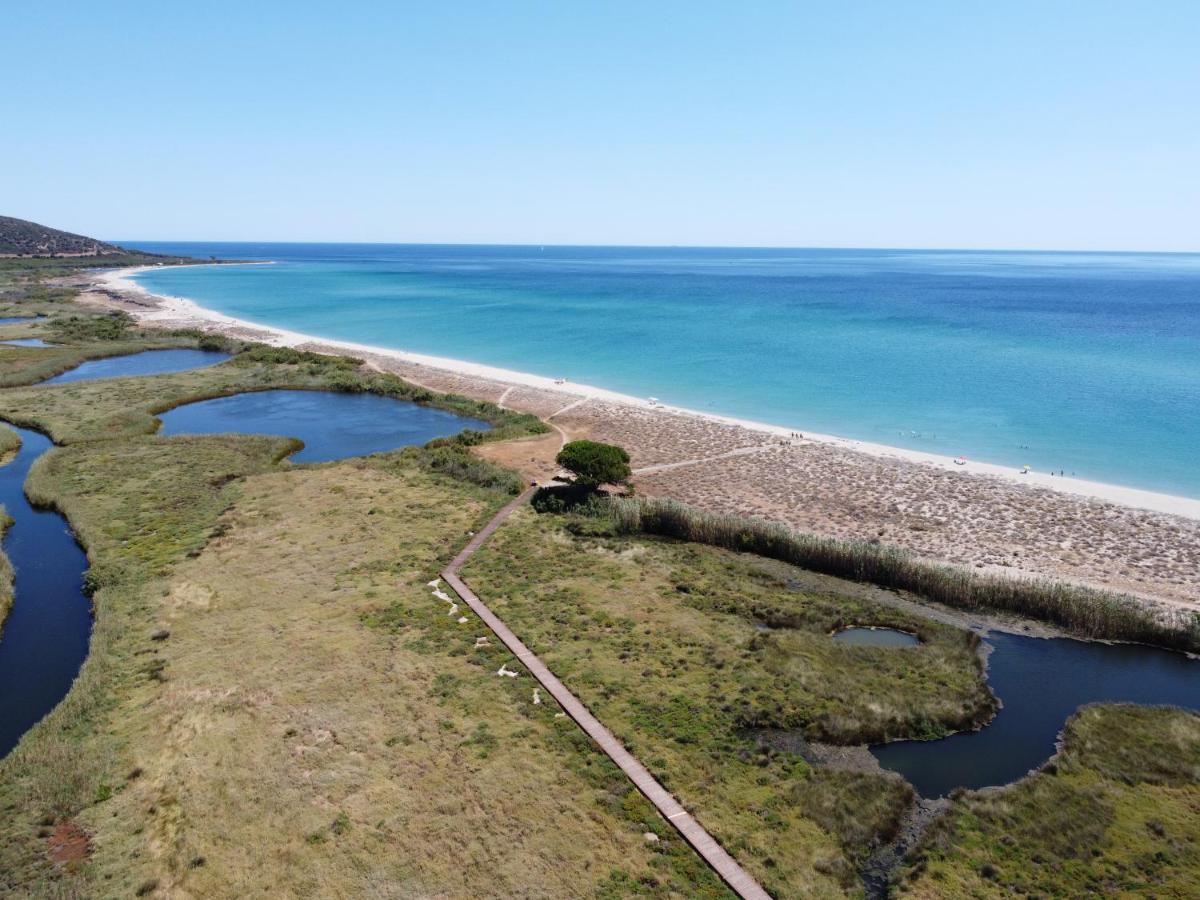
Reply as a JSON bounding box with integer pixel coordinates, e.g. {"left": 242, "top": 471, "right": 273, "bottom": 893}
{"left": 407, "top": 446, "right": 524, "bottom": 494}
{"left": 233, "top": 345, "right": 361, "bottom": 370}
{"left": 47, "top": 312, "right": 134, "bottom": 342}
{"left": 556, "top": 440, "right": 631, "bottom": 488}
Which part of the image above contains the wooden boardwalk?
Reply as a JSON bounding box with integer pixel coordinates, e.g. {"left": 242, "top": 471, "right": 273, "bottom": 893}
{"left": 442, "top": 489, "right": 771, "bottom": 900}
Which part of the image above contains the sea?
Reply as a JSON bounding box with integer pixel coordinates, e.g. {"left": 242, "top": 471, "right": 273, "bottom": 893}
{"left": 123, "top": 243, "right": 1200, "bottom": 499}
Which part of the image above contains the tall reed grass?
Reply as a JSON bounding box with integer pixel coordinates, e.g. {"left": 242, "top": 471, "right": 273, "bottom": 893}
{"left": 602, "top": 497, "right": 1200, "bottom": 653}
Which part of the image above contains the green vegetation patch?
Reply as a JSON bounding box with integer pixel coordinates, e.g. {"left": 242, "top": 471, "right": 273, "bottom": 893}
{"left": 456, "top": 508, "right": 990, "bottom": 894}
{"left": 602, "top": 496, "right": 1200, "bottom": 653}
{"left": 902, "top": 704, "right": 1200, "bottom": 897}
{"left": 0, "top": 343, "right": 546, "bottom": 446}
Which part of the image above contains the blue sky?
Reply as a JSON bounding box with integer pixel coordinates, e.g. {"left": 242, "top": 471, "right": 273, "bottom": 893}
{"left": 4, "top": 2, "right": 1197, "bottom": 250}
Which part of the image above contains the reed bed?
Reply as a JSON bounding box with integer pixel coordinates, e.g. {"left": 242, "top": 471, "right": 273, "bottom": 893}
{"left": 602, "top": 497, "right": 1200, "bottom": 653}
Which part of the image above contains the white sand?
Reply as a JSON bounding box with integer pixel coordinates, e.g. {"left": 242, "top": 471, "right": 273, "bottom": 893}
{"left": 98, "top": 265, "right": 1200, "bottom": 521}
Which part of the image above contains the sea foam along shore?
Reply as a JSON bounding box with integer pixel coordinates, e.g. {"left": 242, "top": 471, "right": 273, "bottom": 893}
{"left": 98, "top": 265, "right": 1200, "bottom": 522}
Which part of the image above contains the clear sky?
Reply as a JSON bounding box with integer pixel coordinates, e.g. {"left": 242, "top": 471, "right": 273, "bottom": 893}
{"left": 4, "top": 1, "right": 1198, "bottom": 250}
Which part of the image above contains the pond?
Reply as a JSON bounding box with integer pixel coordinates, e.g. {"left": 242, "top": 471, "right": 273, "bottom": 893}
{"left": 42, "top": 348, "right": 231, "bottom": 385}
{"left": 871, "top": 631, "right": 1199, "bottom": 797}
{"left": 0, "top": 316, "right": 44, "bottom": 326}
{"left": 2, "top": 338, "right": 55, "bottom": 348}
{"left": 0, "top": 389, "right": 488, "bottom": 757}
{"left": 833, "top": 626, "right": 920, "bottom": 648}
{"left": 158, "top": 389, "right": 491, "bottom": 462}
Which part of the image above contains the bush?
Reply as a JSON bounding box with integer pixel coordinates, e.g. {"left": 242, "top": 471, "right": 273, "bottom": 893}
{"left": 233, "top": 345, "right": 361, "bottom": 370}
{"left": 407, "top": 446, "right": 524, "bottom": 494}
{"left": 531, "top": 484, "right": 596, "bottom": 513}
{"left": 556, "top": 440, "right": 631, "bottom": 488}
{"left": 47, "top": 312, "right": 134, "bottom": 342}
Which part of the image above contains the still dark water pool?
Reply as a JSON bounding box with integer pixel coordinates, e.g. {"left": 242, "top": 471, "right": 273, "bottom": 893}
{"left": 872, "top": 632, "right": 1199, "bottom": 797}
{"left": 42, "top": 348, "right": 231, "bottom": 385}
{"left": 158, "top": 390, "right": 491, "bottom": 462}
{"left": 0, "top": 386, "right": 488, "bottom": 757}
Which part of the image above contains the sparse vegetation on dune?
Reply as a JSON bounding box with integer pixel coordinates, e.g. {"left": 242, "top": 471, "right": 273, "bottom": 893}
{"left": 601, "top": 496, "right": 1200, "bottom": 653}
{"left": 901, "top": 704, "right": 1200, "bottom": 897}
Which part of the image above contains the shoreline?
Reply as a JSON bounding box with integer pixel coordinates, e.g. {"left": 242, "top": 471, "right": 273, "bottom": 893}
{"left": 99, "top": 264, "right": 1200, "bottom": 521}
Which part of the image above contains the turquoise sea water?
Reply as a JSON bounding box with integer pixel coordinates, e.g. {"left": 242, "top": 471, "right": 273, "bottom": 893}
{"left": 126, "top": 243, "right": 1200, "bottom": 498}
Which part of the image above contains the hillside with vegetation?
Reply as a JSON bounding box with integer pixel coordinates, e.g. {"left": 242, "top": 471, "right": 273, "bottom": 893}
{"left": 0, "top": 216, "right": 127, "bottom": 258}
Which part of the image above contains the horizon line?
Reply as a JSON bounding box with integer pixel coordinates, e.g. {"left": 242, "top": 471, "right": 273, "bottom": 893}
{"left": 110, "top": 238, "right": 1200, "bottom": 256}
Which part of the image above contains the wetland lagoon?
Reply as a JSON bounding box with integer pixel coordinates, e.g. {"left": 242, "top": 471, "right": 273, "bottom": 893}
{"left": 871, "top": 630, "right": 1199, "bottom": 797}
{"left": 0, "top": 355, "right": 491, "bottom": 757}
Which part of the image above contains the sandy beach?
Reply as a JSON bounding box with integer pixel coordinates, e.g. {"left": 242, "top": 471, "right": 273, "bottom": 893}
{"left": 80, "top": 265, "right": 1200, "bottom": 613}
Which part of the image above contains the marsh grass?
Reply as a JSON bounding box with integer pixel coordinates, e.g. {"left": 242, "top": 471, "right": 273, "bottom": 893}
{"left": 0, "top": 339, "right": 547, "bottom": 450}
{"left": 0, "top": 435, "right": 289, "bottom": 892}
{"left": 460, "top": 508, "right": 993, "bottom": 894}
{"left": 903, "top": 704, "right": 1200, "bottom": 897}
{"left": 0, "top": 506, "right": 12, "bottom": 628}
{"left": 0, "top": 421, "right": 20, "bottom": 463}
{"left": 602, "top": 497, "right": 1200, "bottom": 652}
{"left": 0, "top": 338, "right": 199, "bottom": 389}
{"left": 1, "top": 435, "right": 698, "bottom": 896}
{"left": 0, "top": 290, "right": 689, "bottom": 894}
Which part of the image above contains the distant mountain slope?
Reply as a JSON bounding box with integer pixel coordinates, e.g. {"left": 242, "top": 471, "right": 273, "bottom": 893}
{"left": 0, "top": 216, "right": 125, "bottom": 258}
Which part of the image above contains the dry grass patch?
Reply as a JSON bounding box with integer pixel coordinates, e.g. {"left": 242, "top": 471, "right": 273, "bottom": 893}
{"left": 82, "top": 462, "right": 709, "bottom": 897}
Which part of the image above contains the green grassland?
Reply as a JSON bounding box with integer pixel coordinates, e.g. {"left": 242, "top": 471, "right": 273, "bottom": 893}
{"left": 2, "top": 431, "right": 721, "bottom": 897}
{"left": 454, "top": 507, "right": 997, "bottom": 895}
{"left": 0, "top": 338, "right": 700, "bottom": 897}
{"left": 901, "top": 704, "right": 1200, "bottom": 897}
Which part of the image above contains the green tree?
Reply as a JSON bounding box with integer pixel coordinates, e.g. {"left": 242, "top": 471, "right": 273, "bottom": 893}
{"left": 555, "top": 440, "right": 631, "bottom": 488}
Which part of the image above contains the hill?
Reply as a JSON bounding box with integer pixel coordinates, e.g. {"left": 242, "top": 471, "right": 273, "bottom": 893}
{"left": 0, "top": 216, "right": 125, "bottom": 258}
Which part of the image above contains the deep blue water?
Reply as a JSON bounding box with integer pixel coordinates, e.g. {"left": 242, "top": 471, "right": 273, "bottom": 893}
{"left": 871, "top": 632, "right": 1199, "bottom": 797}
{"left": 157, "top": 389, "right": 490, "bottom": 463}
{"left": 123, "top": 242, "right": 1200, "bottom": 497}
{"left": 0, "top": 426, "right": 91, "bottom": 758}
{"left": 43, "top": 349, "right": 230, "bottom": 385}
